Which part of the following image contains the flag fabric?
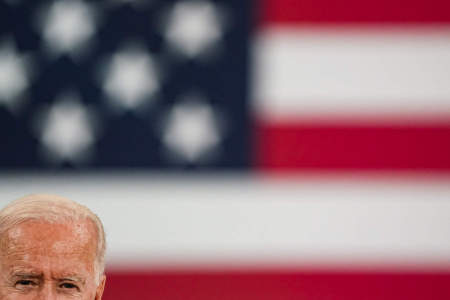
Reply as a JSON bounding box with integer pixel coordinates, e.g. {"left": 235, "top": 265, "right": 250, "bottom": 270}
{"left": 1, "top": 0, "right": 450, "bottom": 299}
{"left": 254, "top": 0, "right": 450, "bottom": 172}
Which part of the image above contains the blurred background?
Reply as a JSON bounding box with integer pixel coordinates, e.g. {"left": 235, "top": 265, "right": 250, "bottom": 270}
{"left": 1, "top": 0, "right": 450, "bottom": 299}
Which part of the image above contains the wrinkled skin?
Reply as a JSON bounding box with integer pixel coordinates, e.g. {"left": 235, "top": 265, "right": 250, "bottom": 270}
{"left": 0, "top": 220, "right": 105, "bottom": 300}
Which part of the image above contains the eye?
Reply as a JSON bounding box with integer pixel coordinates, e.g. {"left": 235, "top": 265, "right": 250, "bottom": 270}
{"left": 15, "top": 280, "right": 38, "bottom": 288}
{"left": 60, "top": 282, "right": 79, "bottom": 291}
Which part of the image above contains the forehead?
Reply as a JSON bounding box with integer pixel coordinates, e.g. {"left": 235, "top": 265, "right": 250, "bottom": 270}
{"left": 0, "top": 220, "right": 97, "bottom": 265}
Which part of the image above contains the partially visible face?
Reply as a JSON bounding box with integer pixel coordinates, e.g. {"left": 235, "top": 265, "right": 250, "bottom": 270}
{"left": 0, "top": 219, "right": 105, "bottom": 300}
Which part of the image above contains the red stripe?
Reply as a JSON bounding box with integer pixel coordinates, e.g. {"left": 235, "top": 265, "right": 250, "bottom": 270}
{"left": 104, "top": 270, "right": 450, "bottom": 300}
{"left": 254, "top": 121, "right": 450, "bottom": 171}
{"left": 259, "top": 0, "right": 450, "bottom": 24}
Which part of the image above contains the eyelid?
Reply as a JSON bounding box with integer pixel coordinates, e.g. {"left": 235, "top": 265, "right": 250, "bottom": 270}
{"left": 16, "top": 278, "right": 38, "bottom": 282}
{"left": 15, "top": 279, "right": 39, "bottom": 287}
{"left": 59, "top": 281, "right": 80, "bottom": 291}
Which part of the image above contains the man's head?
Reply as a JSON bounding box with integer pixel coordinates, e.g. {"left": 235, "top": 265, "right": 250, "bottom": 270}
{"left": 0, "top": 194, "right": 106, "bottom": 299}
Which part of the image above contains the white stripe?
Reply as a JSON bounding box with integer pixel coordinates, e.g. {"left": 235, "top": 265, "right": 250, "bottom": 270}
{"left": 1, "top": 173, "right": 450, "bottom": 270}
{"left": 253, "top": 26, "right": 450, "bottom": 121}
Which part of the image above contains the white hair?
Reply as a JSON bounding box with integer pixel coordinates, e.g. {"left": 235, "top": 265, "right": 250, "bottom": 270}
{"left": 0, "top": 194, "right": 106, "bottom": 283}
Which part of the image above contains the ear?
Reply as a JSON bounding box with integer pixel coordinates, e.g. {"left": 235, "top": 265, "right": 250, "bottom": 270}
{"left": 95, "top": 275, "right": 106, "bottom": 300}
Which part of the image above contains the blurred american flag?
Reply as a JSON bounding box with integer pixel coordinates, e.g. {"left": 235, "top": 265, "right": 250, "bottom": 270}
{"left": 1, "top": 0, "right": 450, "bottom": 299}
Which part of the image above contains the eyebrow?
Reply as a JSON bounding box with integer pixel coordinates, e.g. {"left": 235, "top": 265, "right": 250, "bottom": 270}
{"left": 59, "top": 276, "right": 86, "bottom": 285}
{"left": 11, "top": 272, "right": 42, "bottom": 278}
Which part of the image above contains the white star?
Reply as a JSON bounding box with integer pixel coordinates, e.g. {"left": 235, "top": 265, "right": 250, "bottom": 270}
{"left": 164, "top": 0, "right": 223, "bottom": 58}
{"left": 37, "top": 92, "right": 96, "bottom": 164}
{"left": 0, "top": 42, "right": 30, "bottom": 110}
{"left": 163, "top": 98, "right": 221, "bottom": 163}
{"left": 101, "top": 45, "right": 158, "bottom": 110}
{"left": 40, "top": 0, "right": 96, "bottom": 57}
